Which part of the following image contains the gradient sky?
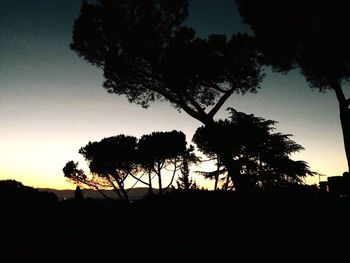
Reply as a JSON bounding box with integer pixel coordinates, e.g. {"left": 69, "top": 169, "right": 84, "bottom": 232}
{"left": 0, "top": 0, "right": 348, "bottom": 189}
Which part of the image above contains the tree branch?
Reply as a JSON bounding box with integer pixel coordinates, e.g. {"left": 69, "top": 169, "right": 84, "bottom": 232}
{"left": 129, "top": 172, "right": 150, "bottom": 186}
{"left": 209, "top": 83, "right": 231, "bottom": 93}
{"left": 147, "top": 81, "right": 209, "bottom": 124}
{"left": 127, "top": 172, "right": 147, "bottom": 193}
{"left": 208, "top": 88, "right": 235, "bottom": 119}
{"left": 105, "top": 175, "right": 124, "bottom": 200}
{"left": 70, "top": 175, "right": 117, "bottom": 201}
{"left": 182, "top": 90, "right": 207, "bottom": 115}
{"left": 332, "top": 81, "right": 347, "bottom": 109}
{"left": 164, "top": 158, "right": 179, "bottom": 190}
{"left": 162, "top": 90, "right": 207, "bottom": 122}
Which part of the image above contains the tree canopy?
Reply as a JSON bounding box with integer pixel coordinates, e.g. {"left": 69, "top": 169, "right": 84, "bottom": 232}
{"left": 64, "top": 130, "right": 192, "bottom": 200}
{"left": 236, "top": 0, "right": 350, "bottom": 90}
{"left": 138, "top": 130, "right": 188, "bottom": 194}
{"left": 71, "top": 0, "right": 263, "bottom": 122}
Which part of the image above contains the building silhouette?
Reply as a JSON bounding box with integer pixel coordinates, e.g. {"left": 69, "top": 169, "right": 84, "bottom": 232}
{"left": 319, "top": 172, "right": 350, "bottom": 197}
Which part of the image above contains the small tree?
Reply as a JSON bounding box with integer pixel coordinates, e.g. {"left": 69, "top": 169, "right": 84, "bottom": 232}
{"left": 176, "top": 145, "right": 199, "bottom": 190}
{"left": 79, "top": 135, "right": 139, "bottom": 202}
{"left": 64, "top": 135, "right": 139, "bottom": 202}
{"left": 63, "top": 161, "right": 114, "bottom": 200}
{"left": 138, "top": 130, "right": 187, "bottom": 195}
{"left": 74, "top": 186, "right": 84, "bottom": 201}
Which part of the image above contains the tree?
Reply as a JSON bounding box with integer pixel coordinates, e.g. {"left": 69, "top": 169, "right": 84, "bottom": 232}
{"left": 195, "top": 162, "right": 227, "bottom": 191}
{"left": 236, "top": 0, "right": 350, "bottom": 173}
{"left": 63, "top": 160, "right": 114, "bottom": 200}
{"left": 176, "top": 145, "right": 199, "bottom": 190}
{"left": 63, "top": 135, "right": 139, "bottom": 202}
{"left": 70, "top": 0, "right": 264, "bottom": 191}
{"left": 138, "top": 130, "right": 187, "bottom": 195}
{"left": 193, "top": 108, "right": 314, "bottom": 189}
{"left": 74, "top": 186, "right": 84, "bottom": 201}
{"left": 80, "top": 135, "right": 139, "bottom": 202}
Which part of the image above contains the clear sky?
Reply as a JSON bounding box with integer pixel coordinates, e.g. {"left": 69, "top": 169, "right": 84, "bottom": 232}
{"left": 0, "top": 0, "right": 348, "bottom": 189}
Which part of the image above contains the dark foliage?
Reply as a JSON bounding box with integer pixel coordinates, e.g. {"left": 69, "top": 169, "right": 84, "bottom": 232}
{"left": 138, "top": 130, "right": 187, "bottom": 165}
{"left": 236, "top": 0, "right": 350, "bottom": 89}
{"left": 71, "top": 0, "right": 263, "bottom": 113}
{"left": 79, "top": 135, "right": 139, "bottom": 178}
{"left": 236, "top": 0, "right": 350, "bottom": 172}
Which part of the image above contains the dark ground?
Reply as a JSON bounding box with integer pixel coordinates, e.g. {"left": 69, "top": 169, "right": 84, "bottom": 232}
{"left": 0, "top": 184, "right": 349, "bottom": 263}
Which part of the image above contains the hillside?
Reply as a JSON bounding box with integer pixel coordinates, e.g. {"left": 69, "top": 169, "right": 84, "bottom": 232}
{"left": 37, "top": 187, "right": 155, "bottom": 200}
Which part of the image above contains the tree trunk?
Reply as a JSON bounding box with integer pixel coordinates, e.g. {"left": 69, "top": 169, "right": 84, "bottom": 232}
{"left": 214, "top": 161, "right": 220, "bottom": 191}
{"left": 148, "top": 169, "right": 153, "bottom": 194}
{"left": 220, "top": 154, "right": 247, "bottom": 191}
{"left": 333, "top": 82, "right": 350, "bottom": 173}
{"left": 116, "top": 180, "right": 130, "bottom": 203}
{"left": 204, "top": 121, "right": 245, "bottom": 191}
{"left": 157, "top": 163, "right": 163, "bottom": 195}
{"left": 339, "top": 107, "right": 350, "bottom": 172}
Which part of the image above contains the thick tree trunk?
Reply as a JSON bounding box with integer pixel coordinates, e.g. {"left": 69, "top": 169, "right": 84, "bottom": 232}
{"left": 340, "top": 110, "right": 350, "bottom": 173}
{"left": 214, "top": 174, "right": 219, "bottom": 191}
{"left": 333, "top": 82, "right": 350, "bottom": 173}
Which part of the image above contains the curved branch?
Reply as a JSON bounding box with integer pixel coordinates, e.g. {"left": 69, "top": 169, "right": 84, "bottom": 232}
{"left": 152, "top": 85, "right": 208, "bottom": 124}
{"left": 164, "top": 158, "right": 179, "bottom": 190}
{"left": 105, "top": 175, "right": 124, "bottom": 200}
{"left": 332, "top": 81, "right": 347, "bottom": 109}
{"left": 182, "top": 90, "right": 207, "bottom": 115}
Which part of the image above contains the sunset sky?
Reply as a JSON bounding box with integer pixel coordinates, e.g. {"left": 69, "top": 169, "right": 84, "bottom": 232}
{"left": 0, "top": 0, "right": 348, "bottom": 189}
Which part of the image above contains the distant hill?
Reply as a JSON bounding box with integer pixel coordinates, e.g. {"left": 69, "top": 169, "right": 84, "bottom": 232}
{"left": 37, "top": 187, "right": 155, "bottom": 200}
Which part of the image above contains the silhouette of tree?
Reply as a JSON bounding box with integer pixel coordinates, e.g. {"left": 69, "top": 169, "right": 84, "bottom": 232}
{"left": 79, "top": 135, "right": 139, "bottom": 202}
{"left": 191, "top": 128, "right": 227, "bottom": 190}
{"left": 63, "top": 161, "right": 120, "bottom": 201}
{"left": 195, "top": 162, "right": 226, "bottom": 191}
{"left": 70, "top": 0, "right": 264, "bottom": 191}
{"left": 74, "top": 186, "right": 84, "bottom": 201}
{"left": 236, "top": 0, "right": 350, "bottom": 173}
{"left": 64, "top": 135, "right": 139, "bottom": 202}
{"left": 176, "top": 145, "right": 199, "bottom": 190}
{"left": 193, "top": 108, "right": 314, "bottom": 189}
{"left": 138, "top": 130, "right": 187, "bottom": 195}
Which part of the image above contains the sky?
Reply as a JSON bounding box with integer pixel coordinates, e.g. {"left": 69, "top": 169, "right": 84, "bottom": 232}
{"left": 0, "top": 0, "right": 348, "bottom": 189}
